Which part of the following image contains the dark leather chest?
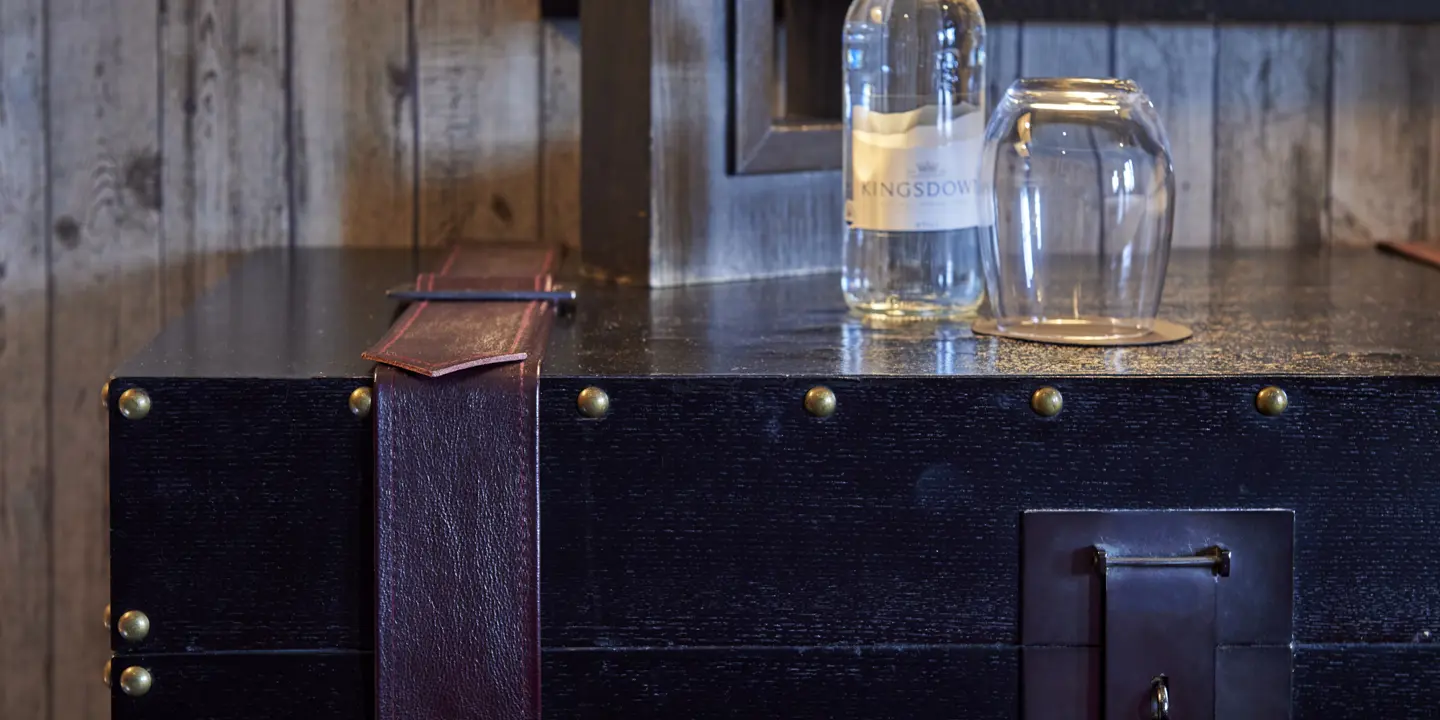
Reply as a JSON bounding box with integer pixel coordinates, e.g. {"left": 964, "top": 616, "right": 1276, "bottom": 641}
{"left": 106, "top": 246, "right": 1440, "bottom": 719}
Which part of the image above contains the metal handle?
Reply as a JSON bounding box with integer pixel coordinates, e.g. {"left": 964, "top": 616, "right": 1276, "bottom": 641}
{"left": 1093, "top": 545, "right": 1232, "bottom": 577}
{"left": 1150, "top": 676, "right": 1170, "bottom": 720}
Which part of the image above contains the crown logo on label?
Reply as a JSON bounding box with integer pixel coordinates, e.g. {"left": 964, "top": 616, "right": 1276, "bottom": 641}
{"left": 916, "top": 160, "right": 939, "bottom": 173}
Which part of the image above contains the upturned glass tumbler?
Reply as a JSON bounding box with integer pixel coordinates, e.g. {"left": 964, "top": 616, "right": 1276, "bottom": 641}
{"left": 979, "top": 78, "right": 1175, "bottom": 342}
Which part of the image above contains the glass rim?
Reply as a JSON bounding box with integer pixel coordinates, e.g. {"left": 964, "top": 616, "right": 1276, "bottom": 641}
{"left": 1008, "top": 77, "right": 1141, "bottom": 94}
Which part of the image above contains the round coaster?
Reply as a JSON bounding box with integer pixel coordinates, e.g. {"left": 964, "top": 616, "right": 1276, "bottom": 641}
{"left": 971, "top": 318, "right": 1193, "bottom": 347}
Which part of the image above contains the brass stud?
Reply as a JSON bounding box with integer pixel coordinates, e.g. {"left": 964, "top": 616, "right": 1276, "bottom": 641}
{"left": 348, "top": 386, "right": 373, "bottom": 418}
{"left": 101, "top": 380, "right": 111, "bottom": 409}
{"left": 1256, "top": 386, "right": 1289, "bottom": 416}
{"left": 118, "top": 666, "right": 152, "bottom": 697}
{"left": 117, "top": 388, "right": 151, "bottom": 420}
{"left": 103, "top": 658, "right": 112, "bottom": 688}
{"left": 1031, "top": 387, "right": 1064, "bottom": 417}
{"left": 804, "top": 386, "right": 837, "bottom": 418}
{"left": 116, "top": 610, "right": 150, "bottom": 643}
{"left": 577, "top": 387, "right": 610, "bottom": 418}
{"left": 104, "top": 603, "right": 110, "bottom": 629}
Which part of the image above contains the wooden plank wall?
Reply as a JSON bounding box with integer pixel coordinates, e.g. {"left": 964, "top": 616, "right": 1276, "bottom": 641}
{"left": 0, "top": 1, "right": 580, "bottom": 717}
{"left": 0, "top": 4, "right": 1436, "bottom": 716}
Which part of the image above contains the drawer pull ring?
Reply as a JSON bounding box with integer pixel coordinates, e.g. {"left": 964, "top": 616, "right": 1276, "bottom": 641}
{"left": 1093, "top": 545, "right": 1232, "bottom": 577}
{"left": 1150, "top": 676, "right": 1170, "bottom": 719}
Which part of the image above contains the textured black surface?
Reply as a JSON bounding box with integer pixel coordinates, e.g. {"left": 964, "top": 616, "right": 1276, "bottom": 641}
{"left": 1292, "top": 646, "right": 1440, "bottom": 716}
{"left": 101, "top": 647, "right": 1440, "bottom": 718}
{"left": 540, "top": 647, "right": 1018, "bottom": 718}
{"left": 107, "top": 245, "right": 1440, "bottom": 717}
{"left": 115, "top": 248, "right": 427, "bottom": 379}
{"left": 539, "top": 376, "right": 1440, "bottom": 646}
{"left": 545, "top": 248, "right": 1440, "bottom": 378}
{"left": 549, "top": 0, "right": 1440, "bottom": 21}
{"left": 109, "top": 652, "right": 371, "bottom": 720}
{"left": 108, "top": 377, "right": 374, "bottom": 654}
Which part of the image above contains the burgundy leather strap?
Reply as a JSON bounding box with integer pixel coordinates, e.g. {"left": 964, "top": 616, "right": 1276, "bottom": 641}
{"left": 1378, "top": 241, "right": 1440, "bottom": 273}
{"left": 363, "top": 245, "right": 559, "bottom": 376}
{"left": 373, "top": 243, "right": 556, "bottom": 720}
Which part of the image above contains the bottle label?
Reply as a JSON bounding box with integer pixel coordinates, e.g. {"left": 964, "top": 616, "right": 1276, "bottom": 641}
{"left": 850, "top": 107, "right": 986, "bottom": 232}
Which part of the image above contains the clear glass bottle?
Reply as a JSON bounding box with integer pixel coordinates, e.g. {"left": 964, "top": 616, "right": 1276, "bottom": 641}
{"left": 842, "top": 0, "right": 987, "bottom": 318}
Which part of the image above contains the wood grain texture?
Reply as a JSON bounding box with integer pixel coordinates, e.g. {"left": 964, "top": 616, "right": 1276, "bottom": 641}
{"left": 541, "top": 19, "right": 581, "bottom": 250}
{"left": 542, "top": 648, "right": 1019, "bottom": 718}
{"left": 578, "top": 0, "right": 650, "bottom": 281}
{"left": 1215, "top": 26, "right": 1330, "bottom": 248}
{"left": 160, "top": 0, "right": 288, "bottom": 319}
{"left": 109, "top": 651, "right": 372, "bottom": 720}
{"left": 47, "top": 0, "right": 162, "bottom": 717}
{"left": 1329, "top": 25, "right": 1439, "bottom": 246}
{"left": 985, "top": 22, "right": 1021, "bottom": 116}
{"left": 0, "top": 1, "right": 48, "bottom": 716}
{"left": 1020, "top": 22, "right": 1113, "bottom": 78}
{"left": 648, "top": 0, "right": 840, "bottom": 285}
{"left": 292, "top": 0, "right": 414, "bottom": 249}
{"left": 1292, "top": 646, "right": 1440, "bottom": 717}
{"left": 108, "top": 378, "right": 374, "bottom": 653}
{"left": 1115, "top": 24, "right": 1216, "bottom": 248}
{"left": 540, "top": 376, "right": 1440, "bottom": 647}
{"left": 415, "top": 0, "right": 541, "bottom": 245}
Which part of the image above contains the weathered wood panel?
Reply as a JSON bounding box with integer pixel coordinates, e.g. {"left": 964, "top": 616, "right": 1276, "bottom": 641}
{"left": 0, "top": 0, "right": 49, "bottom": 717}
{"left": 48, "top": 1, "right": 162, "bottom": 718}
{"left": 1329, "top": 25, "right": 1438, "bottom": 246}
{"left": 1215, "top": 26, "right": 1330, "bottom": 248}
{"left": 650, "top": 0, "right": 840, "bottom": 285}
{"left": 415, "top": 0, "right": 541, "bottom": 245}
{"left": 542, "top": 19, "right": 581, "bottom": 250}
{"left": 161, "top": 0, "right": 288, "bottom": 318}
{"left": 1115, "top": 24, "right": 1216, "bottom": 248}
{"left": 1020, "top": 23, "right": 1113, "bottom": 78}
{"left": 292, "top": 0, "right": 415, "bottom": 249}
{"left": 985, "top": 22, "right": 1021, "bottom": 116}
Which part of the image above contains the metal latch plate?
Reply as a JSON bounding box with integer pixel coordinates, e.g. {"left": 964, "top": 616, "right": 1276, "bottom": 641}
{"left": 1021, "top": 510, "right": 1294, "bottom": 720}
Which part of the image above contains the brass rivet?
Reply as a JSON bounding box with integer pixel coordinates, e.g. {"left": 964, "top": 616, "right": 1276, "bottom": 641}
{"left": 577, "top": 387, "right": 610, "bottom": 418}
{"left": 1031, "top": 387, "right": 1064, "bottom": 417}
{"left": 103, "top": 658, "right": 112, "bottom": 688}
{"left": 104, "top": 603, "right": 111, "bottom": 629}
{"left": 1256, "top": 386, "right": 1288, "bottom": 416}
{"left": 119, "top": 666, "right": 152, "bottom": 697}
{"left": 117, "top": 610, "right": 150, "bottom": 642}
{"left": 101, "top": 380, "right": 111, "bottom": 410}
{"left": 117, "top": 388, "right": 151, "bottom": 420}
{"left": 349, "top": 386, "right": 373, "bottom": 418}
{"left": 804, "top": 386, "right": 837, "bottom": 418}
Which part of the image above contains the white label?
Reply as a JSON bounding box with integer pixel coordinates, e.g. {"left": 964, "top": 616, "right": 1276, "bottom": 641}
{"left": 850, "top": 106, "right": 986, "bottom": 232}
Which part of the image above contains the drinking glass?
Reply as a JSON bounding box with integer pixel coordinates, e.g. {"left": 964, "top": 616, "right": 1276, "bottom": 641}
{"left": 979, "top": 78, "right": 1175, "bottom": 342}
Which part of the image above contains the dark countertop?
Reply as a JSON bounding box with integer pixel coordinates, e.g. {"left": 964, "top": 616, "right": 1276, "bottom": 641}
{"left": 545, "top": 247, "right": 1440, "bottom": 378}
{"left": 116, "top": 246, "right": 1440, "bottom": 380}
{"left": 116, "top": 248, "right": 427, "bottom": 379}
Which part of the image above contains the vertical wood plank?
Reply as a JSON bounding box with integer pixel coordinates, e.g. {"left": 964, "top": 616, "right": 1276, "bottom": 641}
{"left": 1215, "top": 26, "right": 1330, "bottom": 248}
{"left": 984, "top": 22, "right": 1020, "bottom": 117}
{"left": 541, "top": 19, "right": 580, "bottom": 250}
{"left": 0, "top": 0, "right": 49, "bottom": 716}
{"left": 1115, "top": 24, "right": 1216, "bottom": 248}
{"left": 415, "top": 0, "right": 541, "bottom": 245}
{"left": 647, "top": 0, "right": 841, "bottom": 286}
{"left": 292, "top": 0, "right": 415, "bottom": 248}
{"left": 161, "top": 0, "right": 288, "bottom": 318}
{"left": 48, "top": 1, "right": 161, "bottom": 717}
{"left": 1020, "top": 23, "right": 1112, "bottom": 78}
{"left": 1330, "top": 25, "right": 1438, "bottom": 246}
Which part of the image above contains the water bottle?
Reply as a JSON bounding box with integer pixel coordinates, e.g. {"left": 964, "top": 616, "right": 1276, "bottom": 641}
{"left": 843, "top": 0, "right": 987, "bottom": 318}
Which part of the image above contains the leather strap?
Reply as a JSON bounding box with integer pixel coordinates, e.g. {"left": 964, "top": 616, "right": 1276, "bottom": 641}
{"left": 1378, "top": 241, "right": 1440, "bottom": 273}
{"left": 373, "top": 243, "right": 558, "bottom": 720}
{"left": 364, "top": 245, "right": 558, "bottom": 376}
